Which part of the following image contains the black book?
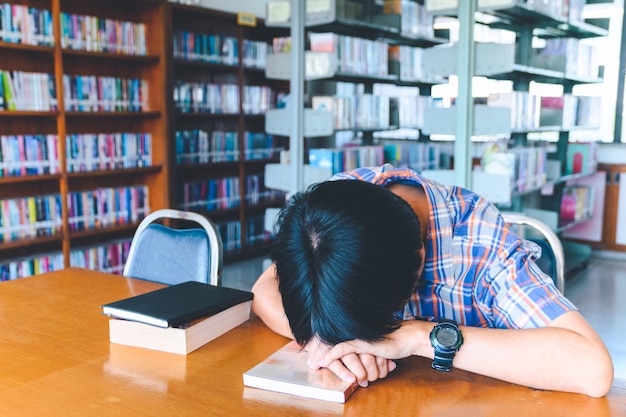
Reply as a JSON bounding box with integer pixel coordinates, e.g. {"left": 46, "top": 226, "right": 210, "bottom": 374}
{"left": 101, "top": 281, "right": 254, "bottom": 328}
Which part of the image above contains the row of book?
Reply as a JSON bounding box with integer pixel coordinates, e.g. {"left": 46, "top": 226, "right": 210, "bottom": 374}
{"left": 181, "top": 82, "right": 272, "bottom": 114}
{"left": 175, "top": 130, "right": 284, "bottom": 164}
{"left": 69, "top": 238, "right": 132, "bottom": 276}
{"left": 488, "top": 91, "right": 542, "bottom": 132}
{"left": 0, "top": 3, "right": 54, "bottom": 46}
{"left": 63, "top": 75, "right": 148, "bottom": 113}
{"left": 312, "top": 94, "right": 390, "bottom": 130}
{"left": 218, "top": 219, "right": 242, "bottom": 253}
{"left": 0, "top": 236, "right": 132, "bottom": 281}
{"left": 560, "top": 184, "right": 594, "bottom": 223}
{"left": 174, "top": 82, "right": 273, "bottom": 115}
{"left": 173, "top": 31, "right": 238, "bottom": 66}
{"left": 67, "top": 186, "right": 149, "bottom": 232}
{"left": 388, "top": 45, "right": 432, "bottom": 82}
{"left": 174, "top": 32, "right": 269, "bottom": 69}
{"left": 242, "top": 40, "right": 271, "bottom": 70}
{"left": 382, "top": 0, "right": 435, "bottom": 39}
{"left": 60, "top": 12, "right": 147, "bottom": 55}
{"left": 383, "top": 141, "right": 454, "bottom": 173}
{"left": 244, "top": 175, "right": 287, "bottom": 206}
{"left": 540, "top": 95, "right": 602, "bottom": 130}
{"left": 217, "top": 213, "right": 272, "bottom": 254}
{"left": 0, "top": 134, "right": 60, "bottom": 177}
{"left": 529, "top": 37, "right": 600, "bottom": 80}
{"left": 372, "top": 83, "right": 429, "bottom": 129}
{"left": 481, "top": 145, "right": 549, "bottom": 194}
{"left": 244, "top": 132, "right": 285, "bottom": 161}
{"left": 309, "top": 146, "right": 385, "bottom": 175}
{"left": 308, "top": 32, "right": 389, "bottom": 78}
{"left": 179, "top": 174, "right": 285, "bottom": 213}
{"left": 0, "top": 251, "right": 63, "bottom": 281}
{"left": 176, "top": 130, "right": 239, "bottom": 164}
{"left": 245, "top": 213, "right": 272, "bottom": 247}
{"left": 66, "top": 133, "right": 152, "bottom": 173}
{"left": 0, "top": 194, "right": 62, "bottom": 243}
{"left": 180, "top": 176, "right": 241, "bottom": 212}
{"left": 0, "top": 70, "right": 57, "bottom": 111}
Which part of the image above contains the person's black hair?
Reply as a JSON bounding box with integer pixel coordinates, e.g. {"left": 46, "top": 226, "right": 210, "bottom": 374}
{"left": 271, "top": 179, "right": 424, "bottom": 346}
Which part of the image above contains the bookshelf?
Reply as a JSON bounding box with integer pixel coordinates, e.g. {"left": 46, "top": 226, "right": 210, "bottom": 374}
{"left": 167, "top": 3, "right": 288, "bottom": 262}
{"left": 263, "top": 0, "right": 451, "bottom": 194}
{"left": 1, "top": 0, "right": 170, "bottom": 279}
{"left": 422, "top": 0, "right": 608, "bottom": 275}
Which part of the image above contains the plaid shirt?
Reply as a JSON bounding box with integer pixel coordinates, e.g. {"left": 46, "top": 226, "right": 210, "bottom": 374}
{"left": 332, "top": 165, "right": 575, "bottom": 329}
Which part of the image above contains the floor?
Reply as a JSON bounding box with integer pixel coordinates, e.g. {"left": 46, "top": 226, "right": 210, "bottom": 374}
{"left": 222, "top": 251, "right": 626, "bottom": 380}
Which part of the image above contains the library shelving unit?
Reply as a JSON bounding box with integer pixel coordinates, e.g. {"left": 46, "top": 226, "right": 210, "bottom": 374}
{"left": 1, "top": 0, "right": 170, "bottom": 279}
{"left": 263, "top": 0, "right": 450, "bottom": 195}
{"left": 167, "top": 3, "right": 289, "bottom": 262}
{"left": 423, "top": 0, "right": 608, "bottom": 275}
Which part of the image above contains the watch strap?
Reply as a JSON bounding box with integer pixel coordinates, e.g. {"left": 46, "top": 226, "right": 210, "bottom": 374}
{"left": 432, "top": 350, "right": 455, "bottom": 372}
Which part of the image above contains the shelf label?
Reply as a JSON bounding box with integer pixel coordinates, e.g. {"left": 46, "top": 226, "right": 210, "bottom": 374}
{"left": 426, "top": 0, "right": 457, "bottom": 12}
{"left": 426, "top": 0, "right": 515, "bottom": 12}
{"left": 237, "top": 12, "right": 257, "bottom": 27}
{"left": 308, "top": 0, "right": 331, "bottom": 13}
{"left": 267, "top": 1, "right": 290, "bottom": 24}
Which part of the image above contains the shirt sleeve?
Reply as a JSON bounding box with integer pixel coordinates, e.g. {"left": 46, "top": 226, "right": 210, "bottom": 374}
{"left": 478, "top": 238, "right": 577, "bottom": 329}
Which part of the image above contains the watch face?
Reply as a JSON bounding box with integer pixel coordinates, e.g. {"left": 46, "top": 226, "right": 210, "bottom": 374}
{"left": 437, "top": 327, "right": 459, "bottom": 349}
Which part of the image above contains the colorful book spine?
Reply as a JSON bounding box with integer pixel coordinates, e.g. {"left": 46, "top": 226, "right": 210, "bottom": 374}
{"left": 67, "top": 186, "right": 149, "bottom": 233}
{"left": 0, "top": 251, "right": 64, "bottom": 281}
{"left": 60, "top": 12, "right": 146, "bottom": 55}
{"left": 0, "top": 3, "right": 54, "bottom": 46}
{"left": 179, "top": 177, "right": 241, "bottom": 212}
{"left": 0, "top": 70, "right": 57, "bottom": 111}
{"left": 0, "top": 134, "right": 59, "bottom": 177}
{"left": 66, "top": 132, "right": 152, "bottom": 172}
{"left": 63, "top": 75, "right": 148, "bottom": 112}
{"left": 245, "top": 174, "right": 286, "bottom": 206}
{"left": 0, "top": 194, "right": 62, "bottom": 243}
{"left": 70, "top": 238, "right": 132, "bottom": 275}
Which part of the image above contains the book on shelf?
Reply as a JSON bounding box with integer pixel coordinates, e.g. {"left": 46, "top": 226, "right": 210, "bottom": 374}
{"left": 243, "top": 341, "right": 359, "bottom": 404}
{"left": 102, "top": 281, "right": 253, "bottom": 355}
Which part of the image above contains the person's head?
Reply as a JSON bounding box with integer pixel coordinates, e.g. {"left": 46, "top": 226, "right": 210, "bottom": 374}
{"left": 271, "top": 179, "right": 425, "bottom": 347}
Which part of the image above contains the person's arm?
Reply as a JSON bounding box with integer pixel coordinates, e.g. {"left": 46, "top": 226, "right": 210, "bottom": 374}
{"left": 251, "top": 263, "right": 293, "bottom": 339}
{"left": 319, "top": 310, "right": 614, "bottom": 398}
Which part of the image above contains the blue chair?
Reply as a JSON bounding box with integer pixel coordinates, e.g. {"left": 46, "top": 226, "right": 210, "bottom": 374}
{"left": 501, "top": 212, "right": 565, "bottom": 295}
{"left": 123, "top": 209, "right": 223, "bottom": 286}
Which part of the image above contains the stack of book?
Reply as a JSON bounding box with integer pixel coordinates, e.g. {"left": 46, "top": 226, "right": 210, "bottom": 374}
{"left": 101, "top": 281, "right": 253, "bottom": 355}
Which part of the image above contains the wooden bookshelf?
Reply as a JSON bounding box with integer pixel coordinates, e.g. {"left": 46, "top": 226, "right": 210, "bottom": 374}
{"left": 166, "top": 3, "right": 288, "bottom": 262}
{"left": 1, "top": 0, "right": 170, "bottom": 278}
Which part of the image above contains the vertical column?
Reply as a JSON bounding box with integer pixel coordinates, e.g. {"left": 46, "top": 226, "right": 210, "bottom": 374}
{"left": 289, "top": 0, "right": 305, "bottom": 195}
{"left": 454, "top": 0, "right": 477, "bottom": 188}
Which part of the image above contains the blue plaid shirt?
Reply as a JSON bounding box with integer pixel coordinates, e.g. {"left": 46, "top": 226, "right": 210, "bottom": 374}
{"left": 332, "top": 165, "right": 575, "bottom": 329}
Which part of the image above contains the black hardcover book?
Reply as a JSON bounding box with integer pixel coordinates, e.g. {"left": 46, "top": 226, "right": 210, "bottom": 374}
{"left": 101, "top": 281, "right": 253, "bottom": 328}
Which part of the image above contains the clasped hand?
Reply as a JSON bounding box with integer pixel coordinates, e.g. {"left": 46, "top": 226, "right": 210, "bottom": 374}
{"left": 306, "top": 321, "right": 422, "bottom": 387}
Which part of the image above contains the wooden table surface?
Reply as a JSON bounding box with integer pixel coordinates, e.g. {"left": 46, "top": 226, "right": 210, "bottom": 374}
{"left": 0, "top": 268, "right": 624, "bottom": 416}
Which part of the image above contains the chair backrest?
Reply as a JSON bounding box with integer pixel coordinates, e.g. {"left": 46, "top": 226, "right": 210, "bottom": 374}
{"left": 501, "top": 212, "right": 565, "bottom": 295}
{"left": 123, "top": 209, "right": 223, "bottom": 286}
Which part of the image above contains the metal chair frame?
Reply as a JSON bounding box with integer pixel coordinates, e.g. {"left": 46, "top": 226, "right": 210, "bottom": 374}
{"left": 501, "top": 212, "right": 566, "bottom": 295}
{"left": 123, "top": 209, "right": 223, "bottom": 286}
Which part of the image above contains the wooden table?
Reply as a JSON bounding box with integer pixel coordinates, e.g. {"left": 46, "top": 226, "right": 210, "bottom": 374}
{"left": 0, "top": 268, "right": 624, "bottom": 416}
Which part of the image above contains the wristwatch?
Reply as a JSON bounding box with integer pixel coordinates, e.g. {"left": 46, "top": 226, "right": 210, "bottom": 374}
{"left": 429, "top": 319, "right": 463, "bottom": 372}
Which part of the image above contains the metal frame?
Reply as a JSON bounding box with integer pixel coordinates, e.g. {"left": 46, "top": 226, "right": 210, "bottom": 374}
{"left": 123, "top": 209, "right": 223, "bottom": 286}
{"left": 501, "top": 212, "right": 566, "bottom": 295}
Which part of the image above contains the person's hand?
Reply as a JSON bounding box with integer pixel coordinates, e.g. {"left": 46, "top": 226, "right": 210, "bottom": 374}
{"left": 306, "top": 337, "right": 397, "bottom": 387}
{"left": 318, "top": 320, "right": 429, "bottom": 379}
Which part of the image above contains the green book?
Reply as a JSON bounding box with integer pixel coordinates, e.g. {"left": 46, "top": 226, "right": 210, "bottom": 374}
{"left": 1, "top": 71, "right": 17, "bottom": 110}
